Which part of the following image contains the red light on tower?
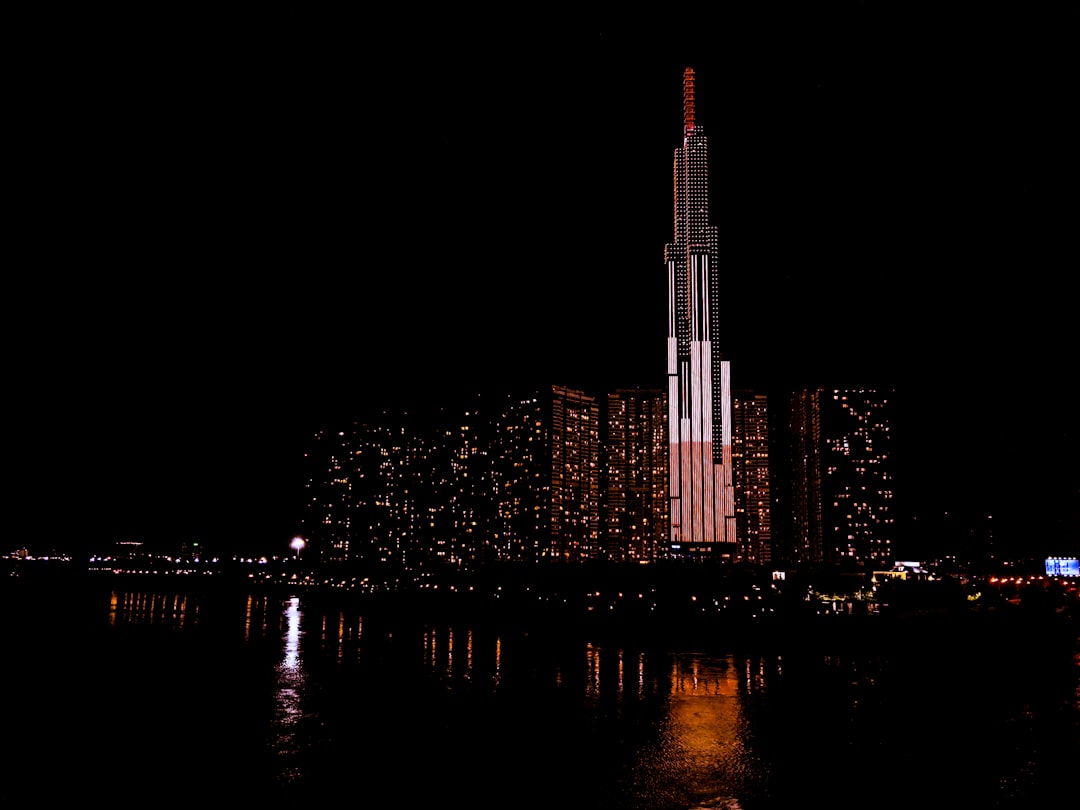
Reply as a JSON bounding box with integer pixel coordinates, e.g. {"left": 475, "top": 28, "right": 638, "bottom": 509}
{"left": 683, "top": 66, "right": 695, "bottom": 133}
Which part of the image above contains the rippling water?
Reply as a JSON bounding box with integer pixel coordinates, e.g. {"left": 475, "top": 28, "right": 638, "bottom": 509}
{"left": 6, "top": 580, "right": 1078, "bottom": 808}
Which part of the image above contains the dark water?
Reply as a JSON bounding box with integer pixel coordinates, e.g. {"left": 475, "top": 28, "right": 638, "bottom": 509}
{"left": 6, "top": 578, "right": 1078, "bottom": 808}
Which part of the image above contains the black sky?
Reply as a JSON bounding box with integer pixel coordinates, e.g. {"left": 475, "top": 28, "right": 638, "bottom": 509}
{"left": 10, "top": 17, "right": 1076, "bottom": 559}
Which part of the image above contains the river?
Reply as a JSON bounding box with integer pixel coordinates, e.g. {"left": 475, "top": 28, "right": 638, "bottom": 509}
{"left": 5, "top": 576, "right": 1078, "bottom": 808}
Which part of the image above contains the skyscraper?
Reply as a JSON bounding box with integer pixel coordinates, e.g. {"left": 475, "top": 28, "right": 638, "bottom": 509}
{"left": 790, "top": 388, "right": 896, "bottom": 566}
{"left": 732, "top": 391, "right": 772, "bottom": 564}
{"left": 548, "top": 385, "right": 602, "bottom": 561}
{"left": 491, "top": 385, "right": 600, "bottom": 563}
{"left": 666, "top": 67, "right": 736, "bottom": 558}
{"left": 603, "top": 388, "right": 669, "bottom": 563}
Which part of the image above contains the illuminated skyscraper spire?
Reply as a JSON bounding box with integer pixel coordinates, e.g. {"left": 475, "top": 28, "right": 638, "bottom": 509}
{"left": 665, "top": 67, "right": 736, "bottom": 558}
{"left": 683, "top": 66, "right": 695, "bottom": 134}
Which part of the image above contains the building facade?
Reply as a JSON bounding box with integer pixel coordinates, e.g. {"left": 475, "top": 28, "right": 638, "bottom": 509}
{"left": 790, "top": 388, "right": 896, "bottom": 566}
{"left": 732, "top": 391, "right": 772, "bottom": 564}
{"left": 547, "top": 386, "right": 602, "bottom": 561}
{"left": 300, "top": 419, "right": 419, "bottom": 569}
{"left": 665, "top": 66, "right": 736, "bottom": 559}
{"left": 301, "top": 386, "right": 606, "bottom": 570}
{"left": 490, "top": 385, "right": 603, "bottom": 563}
{"left": 603, "top": 388, "right": 669, "bottom": 563}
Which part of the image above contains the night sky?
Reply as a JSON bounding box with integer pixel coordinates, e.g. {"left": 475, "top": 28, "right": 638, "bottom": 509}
{"left": 11, "top": 17, "right": 1076, "bottom": 559}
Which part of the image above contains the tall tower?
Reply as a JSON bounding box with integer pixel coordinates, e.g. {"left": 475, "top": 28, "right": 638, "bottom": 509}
{"left": 665, "top": 67, "right": 736, "bottom": 559}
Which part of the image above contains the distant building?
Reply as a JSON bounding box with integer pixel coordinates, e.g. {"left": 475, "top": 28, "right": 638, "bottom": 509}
{"left": 298, "top": 386, "right": 675, "bottom": 569}
{"left": 733, "top": 391, "right": 772, "bottom": 564}
{"left": 300, "top": 425, "right": 357, "bottom": 565}
{"left": 488, "top": 385, "right": 601, "bottom": 563}
{"left": 604, "top": 388, "right": 669, "bottom": 563}
{"left": 665, "top": 67, "right": 736, "bottom": 560}
{"left": 412, "top": 397, "right": 499, "bottom": 570}
{"left": 301, "top": 419, "right": 424, "bottom": 569}
{"left": 549, "top": 386, "right": 602, "bottom": 561}
{"left": 301, "top": 387, "right": 603, "bottom": 569}
{"left": 299, "top": 68, "right": 785, "bottom": 571}
{"left": 790, "top": 388, "right": 896, "bottom": 566}
{"left": 484, "top": 391, "right": 548, "bottom": 564}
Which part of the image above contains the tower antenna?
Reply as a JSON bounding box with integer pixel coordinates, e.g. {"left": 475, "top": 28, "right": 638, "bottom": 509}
{"left": 683, "top": 67, "right": 695, "bottom": 135}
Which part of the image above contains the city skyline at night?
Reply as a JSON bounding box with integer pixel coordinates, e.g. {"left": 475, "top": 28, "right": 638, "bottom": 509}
{"left": 8, "top": 26, "right": 1075, "bottom": 562}
{"left": 6, "top": 18, "right": 1076, "bottom": 808}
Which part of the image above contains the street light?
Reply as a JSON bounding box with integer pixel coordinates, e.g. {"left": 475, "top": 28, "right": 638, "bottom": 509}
{"left": 290, "top": 536, "right": 305, "bottom": 561}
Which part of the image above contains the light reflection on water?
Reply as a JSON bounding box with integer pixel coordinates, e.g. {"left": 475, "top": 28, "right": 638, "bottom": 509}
{"left": 643, "top": 655, "right": 772, "bottom": 804}
{"left": 280, "top": 595, "right": 302, "bottom": 672}
{"left": 271, "top": 596, "right": 306, "bottom": 782}
{"left": 416, "top": 622, "right": 774, "bottom": 806}
{"left": 107, "top": 590, "right": 195, "bottom": 628}
{"left": 85, "top": 587, "right": 1079, "bottom": 807}
{"left": 243, "top": 592, "right": 275, "bottom": 640}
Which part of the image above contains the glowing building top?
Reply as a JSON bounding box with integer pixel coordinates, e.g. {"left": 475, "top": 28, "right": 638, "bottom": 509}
{"left": 683, "top": 66, "right": 695, "bottom": 137}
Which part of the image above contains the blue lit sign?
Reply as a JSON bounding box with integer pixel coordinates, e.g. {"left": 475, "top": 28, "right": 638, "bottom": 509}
{"left": 1044, "top": 557, "right": 1079, "bottom": 577}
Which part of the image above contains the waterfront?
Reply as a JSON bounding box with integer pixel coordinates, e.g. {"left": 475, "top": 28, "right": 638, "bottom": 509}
{"left": 6, "top": 576, "right": 1078, "bottom": 808}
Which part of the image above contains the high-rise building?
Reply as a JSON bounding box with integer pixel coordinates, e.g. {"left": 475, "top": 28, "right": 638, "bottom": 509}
{"left": 488, "top": 391, "right": 549, "bottom": 563}
{"left": 300, "top": 419, "right": 415, "bottom": 568}
{"left": 302, "top": 386, "right": 604, "bottom": 571}
{"left": 492, "top": 385, "right": 601, "bottom": 562}
{"left": 548, "top": 385, "right": 602, "bottom": 561}
{"left": 603, "top": 388, "right": 669, "bottom": 563}
{"left": 300, "top": 426, "right": 356, "bottom": 565}
{"left": 732, "top": 391, "right": 772, "bottom": 564}
{"left": 790, "top": 388, "right": 896, "bottom": 566}
{"left": 419, "top": 397, "right": 498, "bottom": 570}
{"left": 665, "top": 66, "right": 736, "bottom": 558}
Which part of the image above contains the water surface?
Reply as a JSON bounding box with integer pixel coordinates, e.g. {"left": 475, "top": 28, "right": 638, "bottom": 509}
{"left": 6, "top": 580, "right": 1077, "bottom": 808}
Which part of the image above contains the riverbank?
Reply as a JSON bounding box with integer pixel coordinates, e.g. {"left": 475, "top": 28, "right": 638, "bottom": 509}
{"left": 8, "top": 560, "right": 1077, "bottom": 663}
